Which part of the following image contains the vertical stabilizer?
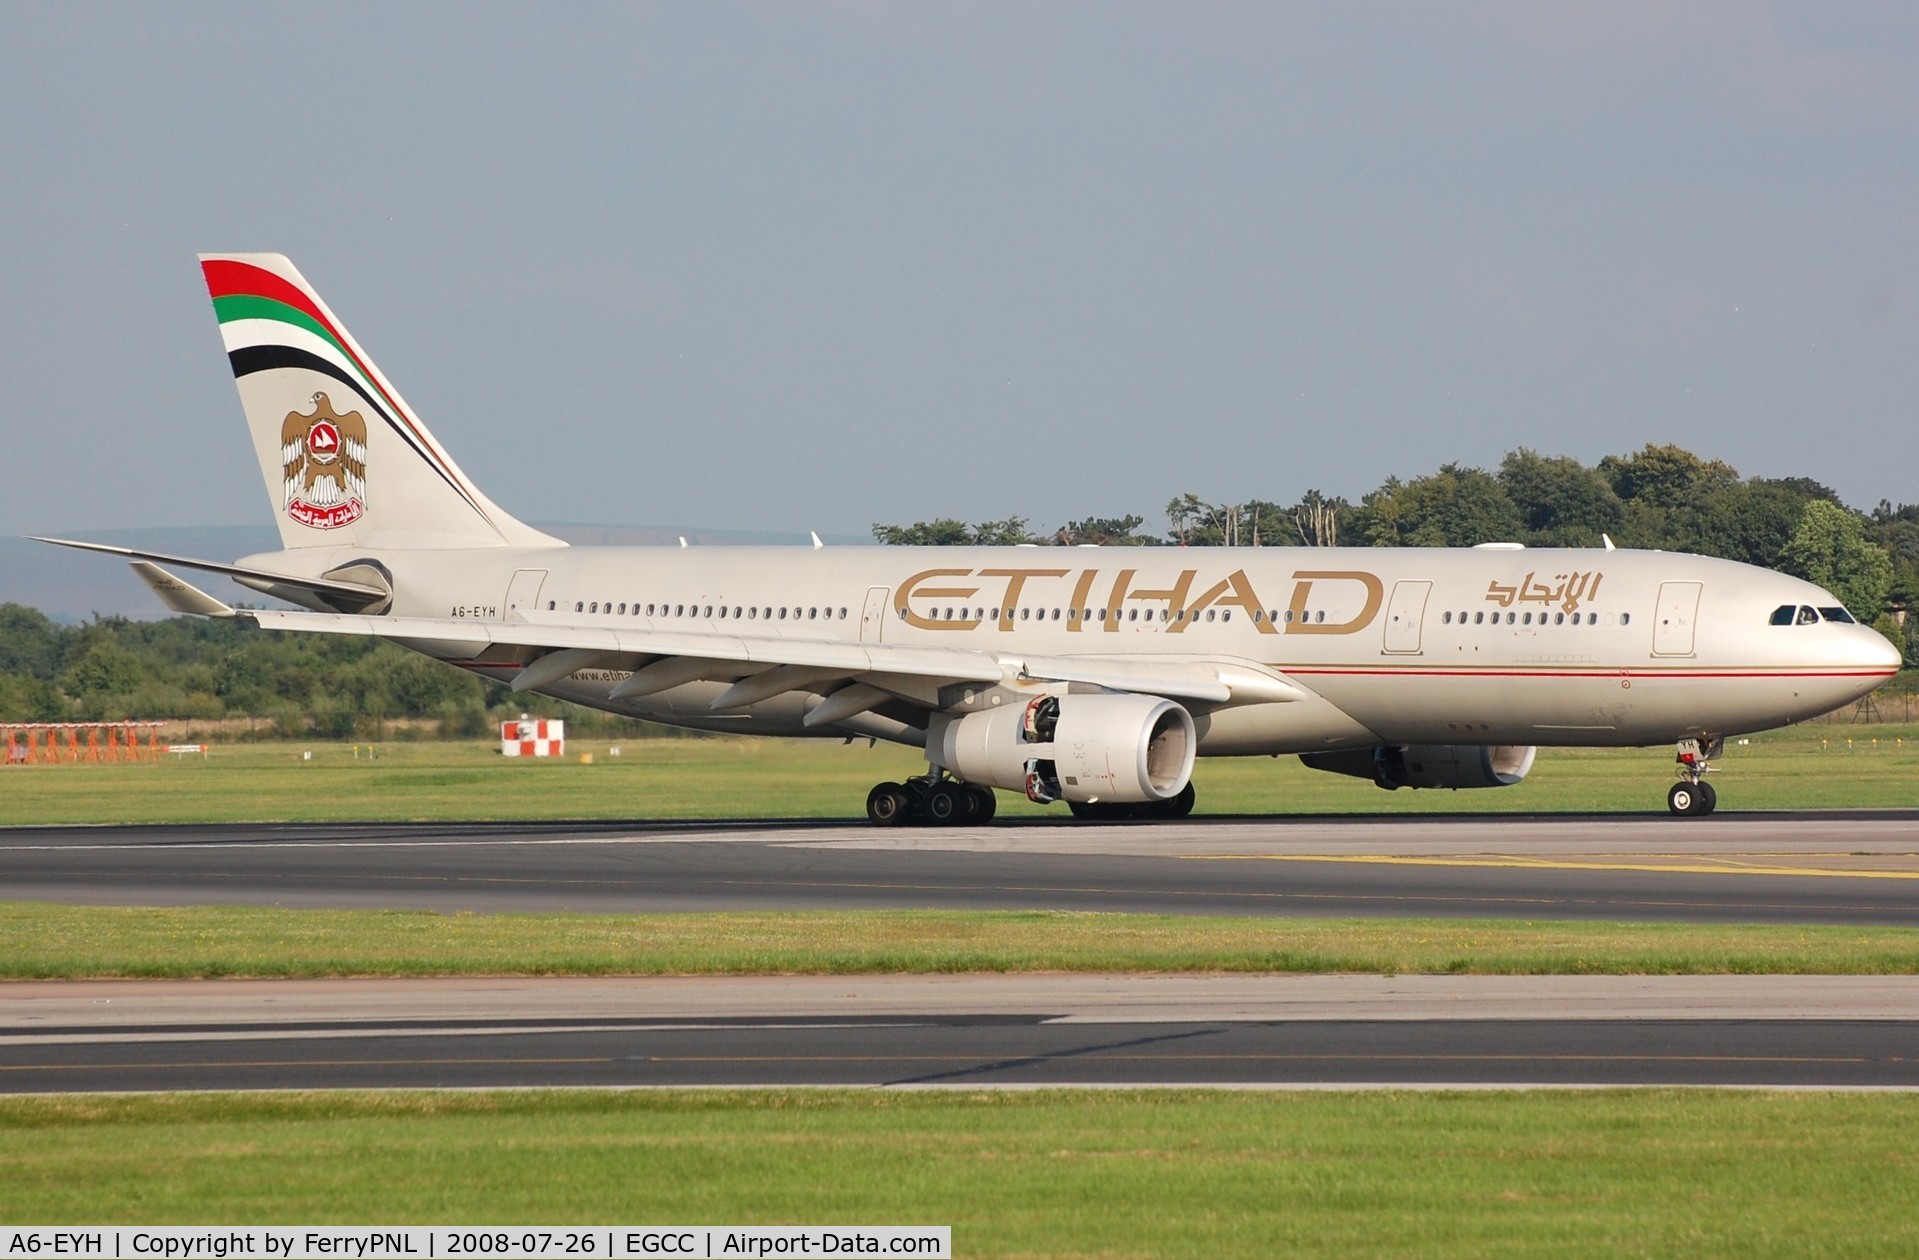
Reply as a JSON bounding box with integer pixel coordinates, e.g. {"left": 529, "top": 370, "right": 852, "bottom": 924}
{"left": 200, "top": 253, "right": 561, "bottom": 550}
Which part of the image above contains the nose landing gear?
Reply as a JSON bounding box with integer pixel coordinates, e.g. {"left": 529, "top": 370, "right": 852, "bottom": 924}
{"left": 1666, "top": 736, "right": 1723, "bottom": 816}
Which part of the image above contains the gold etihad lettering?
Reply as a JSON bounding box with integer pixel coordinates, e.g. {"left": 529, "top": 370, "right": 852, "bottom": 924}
{"left": 1484, "top": 570, "right": 1606, "bottom": 615}
{"left": 892, "top": 566, "right": 1395, "bottom": 636}
{"left": 1285, "top": 570, "right": 1384, "bottom": 635}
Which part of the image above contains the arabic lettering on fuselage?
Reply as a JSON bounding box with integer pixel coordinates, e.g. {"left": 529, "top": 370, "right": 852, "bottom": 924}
{"left": 1482, "top": 570, "right": 1606, "bottom": 615}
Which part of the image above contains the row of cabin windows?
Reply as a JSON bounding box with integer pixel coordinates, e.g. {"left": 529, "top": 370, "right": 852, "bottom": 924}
{"left": 1770, "top": 604, "right": 1856, "bottom": 625}
{"left": 903, "top": 607, "right": 1333, "bottom": 625}
{"left": 556, "top": 600, "right": 851, "bottom": 622}
{"left": 1441, "top": 609, "right": 1623, "bottom": 627}
{"left": 907, "top": 606, "right": 1249, "bottom": 624}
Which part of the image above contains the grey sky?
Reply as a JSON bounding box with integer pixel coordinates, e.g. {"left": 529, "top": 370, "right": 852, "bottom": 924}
{"left": 3, "top": 2, "right": 1917, "bottom": 548}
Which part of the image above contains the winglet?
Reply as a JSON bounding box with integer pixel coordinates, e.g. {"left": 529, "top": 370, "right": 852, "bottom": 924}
{"left": 129, "top": 562, "right": 238, "bottom": 618}
{"left": 810, "top": 531, "right": 825, "bottom": 550}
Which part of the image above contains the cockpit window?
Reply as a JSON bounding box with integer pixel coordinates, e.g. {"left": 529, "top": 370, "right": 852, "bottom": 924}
{"left": 1769, "top": 604, "right": 1796, "bottom": 626}
{"left": 1818, "top": 607, "right": 1856, "bottom": 624}
{"left": 1796, "top": 606, "right": 1819, "bottom": 625}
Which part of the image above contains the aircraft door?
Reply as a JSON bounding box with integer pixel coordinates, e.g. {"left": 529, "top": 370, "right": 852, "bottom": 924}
{"left": 859, "top": 586, "right": 890, "bottom": 643}
{"left": 503, "top": 568, "right": 548, "bottom": 621}
{"left": 1653, "top": 581, "right": 1702, "bottom": 656}
{"left": 1383, "top": 580, "right": 1432, "bottom": 654}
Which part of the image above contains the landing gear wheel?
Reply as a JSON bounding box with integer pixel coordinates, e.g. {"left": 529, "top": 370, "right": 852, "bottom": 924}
{"left": 1154, "top": 782, "right": 1197, "bottom": 819}
{"left": 1068, "top": 800, "right": 1133, "bottom": 821}
{"left": 1696, "top": 780, "right": 1717, "bottom": 815}
{"left": 866, "top": 782, "right": 911, "bottom": 827}
{"left": 966, "top": 785, "right": 998, "bottom": 823}
{"left": 923, "top": 783, "right": 965, "bottom": 825}
{"left": 1667, "top": 781, "right": 1706, "bottom": 817}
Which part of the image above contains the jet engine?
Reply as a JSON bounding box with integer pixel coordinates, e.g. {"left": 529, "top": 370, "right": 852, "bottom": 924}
{"left": 932, "top": 693, "right": 1196, "bottom": 804}
{"left": 1299, "top": 744, "right": 1536, "bottom": 790}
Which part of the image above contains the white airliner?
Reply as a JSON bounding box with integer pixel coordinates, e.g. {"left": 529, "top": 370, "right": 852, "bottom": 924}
{"left": 41, "top": 254, "right": 1901, "bottom": 822}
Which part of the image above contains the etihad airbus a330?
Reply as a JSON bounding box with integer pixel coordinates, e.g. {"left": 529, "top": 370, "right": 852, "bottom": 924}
{"left": 41, "top": 254, "right": 1901, "bottom": 822}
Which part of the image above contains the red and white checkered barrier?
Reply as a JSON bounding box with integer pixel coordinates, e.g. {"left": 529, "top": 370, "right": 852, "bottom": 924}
{"left": 501, "top": 718, "right": 565, "bottom": 757}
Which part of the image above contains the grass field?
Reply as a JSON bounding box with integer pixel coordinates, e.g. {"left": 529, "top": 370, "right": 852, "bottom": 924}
{"left": 2, "top": 723, "right": 1917, "bottom": 825}
{"left": 5, "top": 903, "right": 1919, "bottom": 979}
{"left": 3, "top": 1090, "right": 1915, "bottom": 1257}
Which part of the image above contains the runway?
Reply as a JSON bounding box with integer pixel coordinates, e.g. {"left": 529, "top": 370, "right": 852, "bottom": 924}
{"left": 5, "top": 812, "right": 1919, "bottom": 923}
{"left": 6, "top": 814, "right": 1918, "bottom": 1092}
{"left": 6, "top": 976, "right": 1919, "bottom": 1092}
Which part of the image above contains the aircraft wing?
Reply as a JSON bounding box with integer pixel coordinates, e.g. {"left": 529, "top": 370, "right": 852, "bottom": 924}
{"left": 239, "top": 606, "right": 1302, "bottom": 716}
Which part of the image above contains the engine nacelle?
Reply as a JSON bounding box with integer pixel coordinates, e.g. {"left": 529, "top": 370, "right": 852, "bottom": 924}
{"left": 1299, "top": 744, "right": 1536, "bottom": 790}
{"left": 932, "top": 693, "right": 1196, "bottom": 804}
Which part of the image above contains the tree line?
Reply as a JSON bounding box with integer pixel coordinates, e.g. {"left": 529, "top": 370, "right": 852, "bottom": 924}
{"left": 0, "top": 443, "right": 1913, "bottom": 734}
{"left": 0, "top": 604, "right": 647, "bottom": 738}
{"left": 876, "top": 443, "right": 1918, "bottom": 647}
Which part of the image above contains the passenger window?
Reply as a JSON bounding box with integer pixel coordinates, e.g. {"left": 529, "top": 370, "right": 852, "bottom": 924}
{"left": 748, "top": 607, "right": 757, "bottom": 619}
{"left": 1129, "top": 608, "right": 1139, "bottom": 622}
{"left": 1770, "top": 604, "right": 1796, "bottom": 626}
{"left": 575, "top": 602, "right": 584, "bottom": 613}
{"left": 1621, "top": 612, "right": 1631, "bottom": 626}
{"left": 548, "top": 601, "right": 555, "bottom": 611}
{"left": 1474, "top": 611, "right": 1484, "bottom": 624}
{"left": 1819, "top": 607, "right": 1856, "bottom": 624}
{"left": 1797, "top": 606, "right": 1819, "bottom": 625}
{"left": 1255, "top": 610, "right": 1266, "bottom": 624}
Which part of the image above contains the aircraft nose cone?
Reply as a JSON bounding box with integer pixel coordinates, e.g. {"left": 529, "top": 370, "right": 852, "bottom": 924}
{"left": 1865, "top": 627, "right": 1905, "bottom": 673}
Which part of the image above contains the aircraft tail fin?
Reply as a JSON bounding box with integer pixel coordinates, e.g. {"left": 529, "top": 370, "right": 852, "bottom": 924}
{"left": 199, "top": 253, "right": 561, "bottom": 551}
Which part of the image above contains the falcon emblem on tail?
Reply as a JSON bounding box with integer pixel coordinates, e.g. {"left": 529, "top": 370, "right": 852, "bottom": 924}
{"left": 280, "top": 392, "right": 368, "bottom": 529}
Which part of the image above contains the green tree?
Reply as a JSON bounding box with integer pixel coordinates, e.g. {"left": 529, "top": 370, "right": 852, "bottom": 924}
{"left": 1684, "top": 478, "right": 1832, "bottom": 569}
{"left": 969, "top": 517, "right": 1035, "bottom": 546}
{"left": 1598, "top": 444, "right": 1741, "bottom": 510}
{"left": 871, "top": 518, "right": 972, "bottom": 545}
{"left": 1164, "top": 496, "right": 1300, "bottom": 546}
{"left": 871, "top": 517, "right": 1035, "bottom": 545}
{"left": 1779, "top": 499, "right": 1894, "bottom": 619}
{"left": 1353, "top": 464, "right": 1524, "bottom": 548}
{"left": 1051, "top": 515, "right": 1157, "bottom": 546}
{"left": 1497, "top": 449, "right": 1624, "bottom": 547}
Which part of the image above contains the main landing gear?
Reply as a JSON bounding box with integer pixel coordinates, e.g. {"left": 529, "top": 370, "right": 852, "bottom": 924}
{"left": 866, "top": 771, "right": 999, "bottom": 827}
{"left": 1666, "top": 736, "right": 1723, "bottom": 816}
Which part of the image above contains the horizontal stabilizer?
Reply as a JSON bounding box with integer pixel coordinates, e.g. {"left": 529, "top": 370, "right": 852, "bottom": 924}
{"left": 34, "top": 537, "right": 388, "bottom": 605}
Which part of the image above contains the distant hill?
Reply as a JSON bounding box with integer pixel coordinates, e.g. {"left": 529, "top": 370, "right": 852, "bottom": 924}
{"left": 5, "top": 523, "right": 867, "bottom": 622}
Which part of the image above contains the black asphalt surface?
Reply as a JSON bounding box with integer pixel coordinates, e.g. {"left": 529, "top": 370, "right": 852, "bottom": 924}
{"left": 6, "top": 1017, "right": 1917, "bottom": 1092}
{"left": 3, "top": 815, "right": 1919, "bottom": 924}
